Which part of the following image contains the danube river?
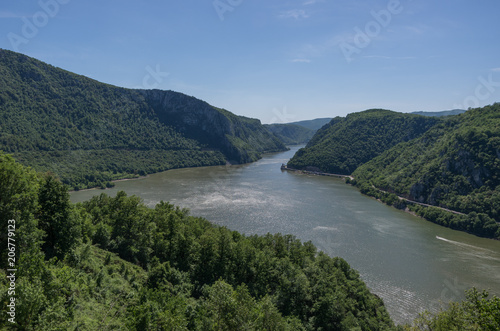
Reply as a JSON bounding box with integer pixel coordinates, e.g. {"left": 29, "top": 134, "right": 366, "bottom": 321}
{"left": 71, "top": 146, "right": 500, "bottom": 324}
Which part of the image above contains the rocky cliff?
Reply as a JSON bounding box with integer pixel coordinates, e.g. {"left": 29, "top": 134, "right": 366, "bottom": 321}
{"left": 139, "top": 89, "right": 286, "bottom": 163}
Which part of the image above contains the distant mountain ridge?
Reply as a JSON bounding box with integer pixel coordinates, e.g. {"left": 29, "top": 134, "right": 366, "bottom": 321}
{"left": 411, "top": 109, "right": 466, "bottom": 117}
{"left": 265, "top": 118, "right": 333, "bottom": 145}
{"left": 264, "top": 123, "right": 315, "bottom": 145}
{"left": 0, "top": 49, "right": 286, "bottom": 189}
{"left": 287, "top": 118, "right": 333, "bottom": 131}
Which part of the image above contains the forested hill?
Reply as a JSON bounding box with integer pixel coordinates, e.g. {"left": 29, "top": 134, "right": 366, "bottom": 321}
{"left": 264, "top": 118, "right": 333, "bottom": 145}
{"left": 287, "top": 109, "right": 439, "bottom": 174}
{"left": 353, "top": 104, "right": 500, "bottom": 239}
{"left": 0, "top": 152, "right": 397, "bottom": 330}
{"left": 264, "top": 123, "right": 316, "bottom": 145}
{"left": 0, "top": 49, "right": 286, "bottom": 189}
{"left": 288, "top": 117, "right": 333, "bottom": 131}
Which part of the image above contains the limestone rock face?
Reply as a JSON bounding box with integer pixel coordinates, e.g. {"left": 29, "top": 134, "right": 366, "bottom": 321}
{"left": 139, "top": 89, "right": 287, "bottom": 163}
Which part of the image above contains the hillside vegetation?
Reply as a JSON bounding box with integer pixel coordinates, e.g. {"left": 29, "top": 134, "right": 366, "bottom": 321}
{"left": 265, "top": 118, "right": 333, "bottom": 145}
{"left": 288, "top": 118, "right": 333, "bottom": 131}
{"left": 0, "top": 49, "right": 286, "bottom": 190}
{"left": 287, "top": 110, "right": 439, "bottom": 174}
{"left": 0, "top": 152, "right": 399, "bottom": 330}
{"left": 353, "top": 104, "right": 500, "bottom": 239}
{"left": 265, "top": 123, "right": 316, "bottom": 145}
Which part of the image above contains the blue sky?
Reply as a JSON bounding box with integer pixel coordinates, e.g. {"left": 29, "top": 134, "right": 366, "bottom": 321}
{"left": 2, "top": 0, "right": 500, "bottom": 123}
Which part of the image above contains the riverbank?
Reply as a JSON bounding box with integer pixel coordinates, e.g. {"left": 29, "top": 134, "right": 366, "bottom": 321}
{"left": 281, "top": 164, "right": 354, "bottom": 180}
{"left": 352, "top": 179, "right": 500, "bottom": 241}
{"left": 69, "top": 175, "right": 148, "bottom": 193}
{"left": 281, "top": 164, "right": 499, "bottom": 240}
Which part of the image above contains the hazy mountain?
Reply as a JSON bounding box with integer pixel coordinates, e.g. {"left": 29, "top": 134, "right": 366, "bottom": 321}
{"left": 265, "top": 118, "right": 333, "bottom": 145}
{"left": 287, "top": 118, "right": 333, "bottom": 131}
{"left": 264, "top": 123, "right": 315, "bottom": 145}
{"left": 410, "top": 109, "right": 466, "bottom": 117}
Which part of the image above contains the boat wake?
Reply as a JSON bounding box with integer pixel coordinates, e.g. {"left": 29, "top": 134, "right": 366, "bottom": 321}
{"left": 435, "top": 236, "right": 500, "bottom": 261}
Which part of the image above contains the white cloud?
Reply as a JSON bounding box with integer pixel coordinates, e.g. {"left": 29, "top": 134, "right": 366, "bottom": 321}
{"left": 303, "top": 0, "right": 325, "bottom": 5}
{"left": 278, "top": 9, "right": 309, "bottom": 20}
{"left": 291, "top": 59, "right": 311, "bottom": 63}
{"left": 491, "top": 68, "right": 500, "bottom": 72}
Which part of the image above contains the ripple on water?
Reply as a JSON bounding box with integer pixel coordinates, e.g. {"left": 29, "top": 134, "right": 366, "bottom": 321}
{"left": 371, "top": 281, "right": 429, "bottom": 325}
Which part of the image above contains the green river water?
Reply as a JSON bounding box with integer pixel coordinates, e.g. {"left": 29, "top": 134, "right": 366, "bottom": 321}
{"left": 70, "top": 146, "right": 500, "bottom": 324}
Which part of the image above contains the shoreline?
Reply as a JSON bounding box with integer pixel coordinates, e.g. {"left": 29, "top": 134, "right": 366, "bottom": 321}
{"left": 281, "top": 164, "right": 499, "bottom": 241}
{"left": 281, "top": 165, "right": 354, "bottom": 180}
{"left": 69, "top": 175, "right": 149, "bottom": 193}
{"left": 70, "top": 148, "right": 292, "bottom": 193}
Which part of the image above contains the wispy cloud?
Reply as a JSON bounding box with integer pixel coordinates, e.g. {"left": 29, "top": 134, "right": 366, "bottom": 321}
{"left": 291, "top": 58, "right": 311, "bottom": 63}
{"left": 403, "top": 25, "right": 427, "bottom": 35}
{"left": 363, "top": 55, "right": 417, "bottom": 60}
{"left": 0, "top": 10, "right": 24, "bottom": 18}
{"left": 303, "top": 0, "right": 325, "bottom": 5}
{"left": 278, "top": 9, "right": 309, "bottom": 20}
{"left": 491, "top": 68, "right": 500, "bottom": 72}
{"left": 288, "top": 33, "right": 350, "bottom": 63}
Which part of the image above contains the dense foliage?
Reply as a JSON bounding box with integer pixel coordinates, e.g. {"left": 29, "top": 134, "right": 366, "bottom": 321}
{"left": 353, "top": 104, "right": 500, "bottom": 239}
{"left": 287, "top": 118, "right": 333, "bottom": 131}
{"left": 287, "top": 110, "right": 439, "bottom": 175}
{"left": 405, "top": 288, "right": 500, "bottom": 331}
{"left": 265, "top": 123, "right": 316, "bottom": 145}
{"left": 265, "top": 118, "right": 334, "bottom": 145}
{"left": 0, "top": 49, "right": 286, "bottom": 190}
{"left": 0, "top": 153, "right": 398, "bottom": 330}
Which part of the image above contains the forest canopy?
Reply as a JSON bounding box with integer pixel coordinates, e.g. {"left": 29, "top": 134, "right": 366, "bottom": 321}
{"left": 0, "top": 152, "right": 397, "bottom": 330}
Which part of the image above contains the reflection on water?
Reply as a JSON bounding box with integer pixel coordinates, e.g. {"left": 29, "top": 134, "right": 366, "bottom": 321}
{"left": 71, "top": 146, "right": 500, "bottom": 325}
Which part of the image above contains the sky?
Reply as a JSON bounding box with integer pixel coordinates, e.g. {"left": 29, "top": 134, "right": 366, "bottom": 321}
{"left": 1, "top": 0, "right": 500, "bottom": 123}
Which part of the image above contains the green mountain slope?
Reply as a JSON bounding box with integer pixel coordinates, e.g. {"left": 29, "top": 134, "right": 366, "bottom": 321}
{"left": 0, "top": 153, "right": 397, "bottom": 330}
{"left": 264, "top": 123, "right": 315, "bottom": 145}
{"left": 353, "top": 104, "right": 500, "bottom": 239}
{"left": 265, "top": 118, "right": 333, "bottom": 145}
{"left": 0, "top": 49, "right": 286, "bottom": 189}
{"left": 287, "top": 109, "right": 440, "bottom": 174}
{"left": 288, "top": 117, "right": 333, "bottom": 131}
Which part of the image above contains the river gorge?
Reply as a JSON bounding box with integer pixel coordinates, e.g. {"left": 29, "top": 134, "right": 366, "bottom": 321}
{"left": 70, "top": 146, "right": 500, "bottom": 325}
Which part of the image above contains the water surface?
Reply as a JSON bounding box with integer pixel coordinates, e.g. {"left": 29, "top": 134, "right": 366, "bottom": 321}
{"left": 71, "top": 146, "right": 500, "bottom": 324}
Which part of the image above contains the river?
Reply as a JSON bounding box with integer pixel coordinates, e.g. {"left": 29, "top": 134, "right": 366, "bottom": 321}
{"left": 70, "top": 146, "right": 500, "bottom": 325}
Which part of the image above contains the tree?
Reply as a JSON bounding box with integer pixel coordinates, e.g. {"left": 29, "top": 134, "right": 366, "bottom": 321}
{"left": 37, "top": 173, "right": 80, "bottom": 258}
